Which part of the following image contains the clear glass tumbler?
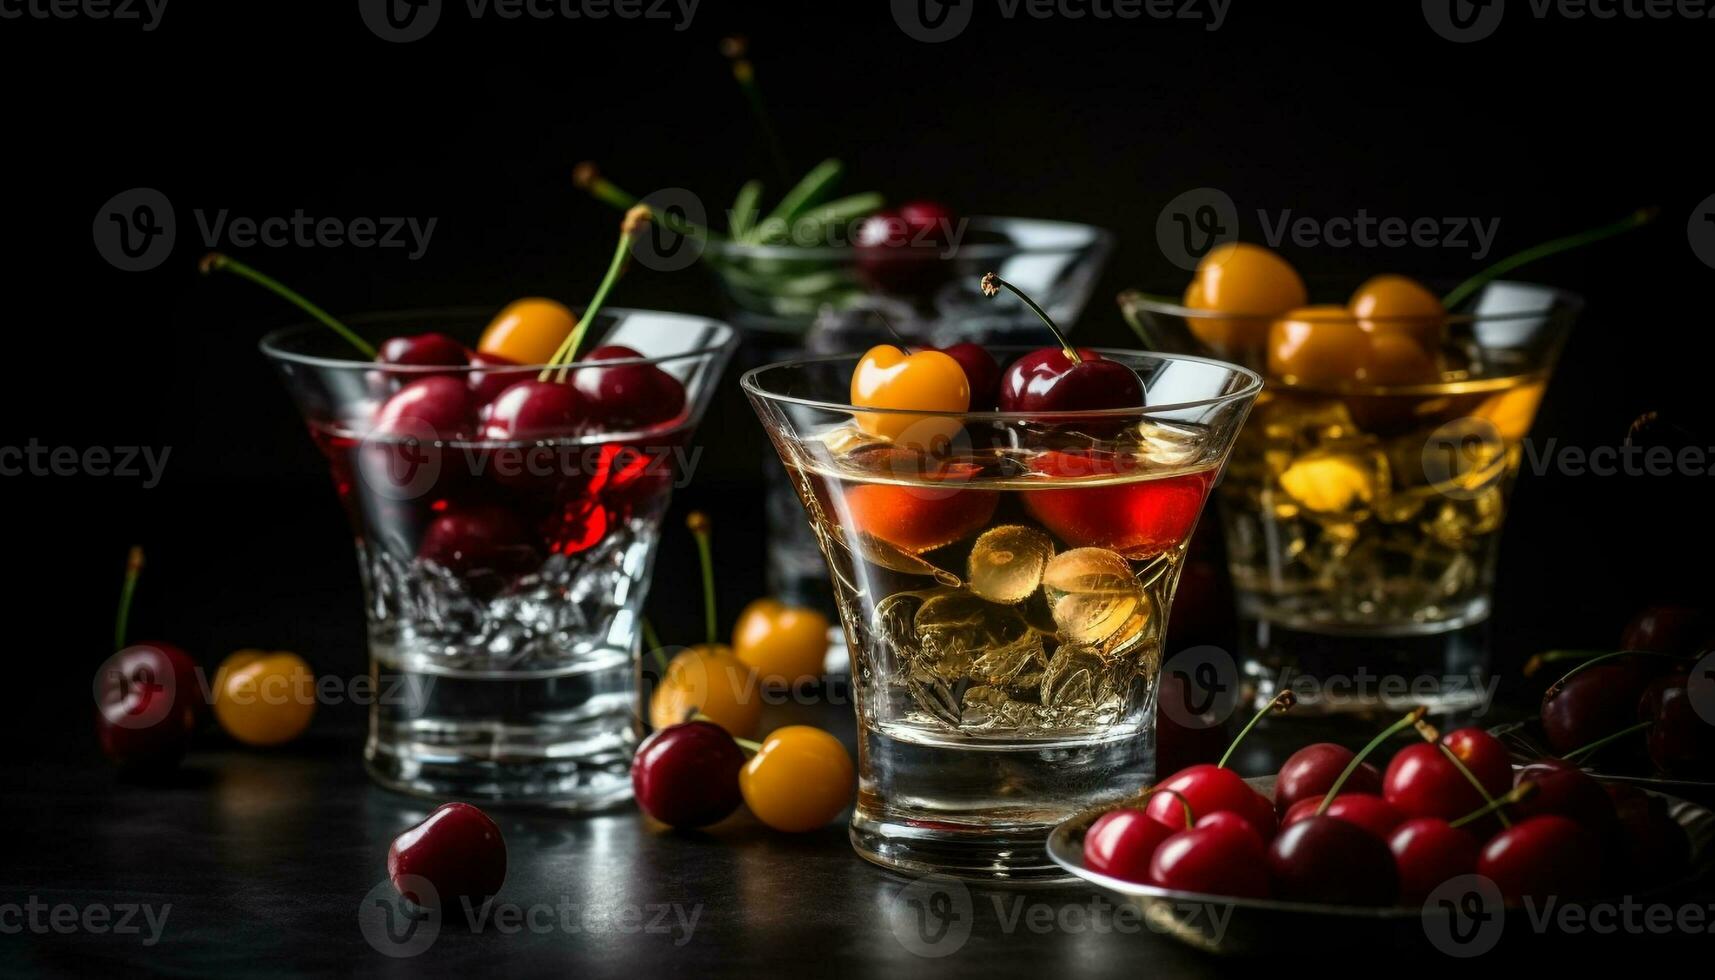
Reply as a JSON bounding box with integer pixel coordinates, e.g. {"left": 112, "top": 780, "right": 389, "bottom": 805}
{"left": 744, "top": 350, "right": 1260, "bottom": 879}
{"left": 1122, "top": 281, "right": 1580, "bottom": 716}
{"left": 262, "top": 308, "right": 735, "bottom": 808}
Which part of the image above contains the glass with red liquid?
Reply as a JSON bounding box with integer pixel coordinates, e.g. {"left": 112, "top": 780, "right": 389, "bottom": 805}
{"left": 264, "top": 308, "right": 735, "bottom": 808}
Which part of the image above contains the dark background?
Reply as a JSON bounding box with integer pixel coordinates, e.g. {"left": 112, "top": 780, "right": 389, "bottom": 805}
{"left": 6, "top": 3, "right": 1712, "bottom": 744}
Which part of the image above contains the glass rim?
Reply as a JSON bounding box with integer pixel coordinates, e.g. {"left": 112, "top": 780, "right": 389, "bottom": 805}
{"left": 1117, "top": 282, "right": 1575, "bottom": 325}
{"left": 740, "top": 347, "right": 1264, "bottom": 420}
{"left": 700, "top": 215, "right": 1113, "bottom": 262}
{"left": 257, "top": 306, "right": 736, "bottom": 374}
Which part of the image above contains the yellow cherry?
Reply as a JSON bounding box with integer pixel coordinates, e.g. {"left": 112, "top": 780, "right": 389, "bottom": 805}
{"left": 213, "top": 650, "right": 316, "bottom": 747}
{"left": 478, "top": 297, "right": 577, "bottom": 366}
{"left": 849, "top": 344, "right": 969, "bottom": 449}
{"left": 731, "top": 599, "right": 831, "bottom": 687}
{"left": 1349, "top": 274, "right": 1445, "bottom": 351}
{"left": 1183, "top": 243, "right": 1308, "bottom": 358}
{"left": 649, "top": 643, "right": 761, "bottom": 738}
{"left": 1266, "top": 305, "right": 1368, "bottom": 387}
{"left": 739, "top": 725, "right": 854, "bottom": 832}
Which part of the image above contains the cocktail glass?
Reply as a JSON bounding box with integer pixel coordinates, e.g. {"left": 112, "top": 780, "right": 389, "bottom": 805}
{"left": 262, "top": 308, "right": 735, "bottom": 808}
{"left": 744, "top": 349, "right": 1260, "bottom": 879}
{"left": 1121, "top": 281, "right": 1580, "bottom": 716}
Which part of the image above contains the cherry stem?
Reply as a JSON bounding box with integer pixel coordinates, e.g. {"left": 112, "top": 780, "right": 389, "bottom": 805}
{"left": 720, "top": 35, "right": 790, "bottom": 186}
{"left": 641, "top": 618, "right": 669, "bottom": 674}
{"left": 543, "top": 206, "right": 652, "bottom": 382}
{"left": 1216, "top": 690, "right": 1295, "bottom": 769}
{"left": 1316, "top": 706, "right": 1426, "bottom": 816}
{"left": 868, "top": 309, "right": 912, "bottom": 350}
{"left": 1450, "top": 781, "right": 1538, "bottom": 830}
{"left": 981, "top": 272, "right": 1080, "bottom": 364}
{"left": 1413, "top": 718, "right": 1511, "bottom": 829}
{"left": 572, "top": 163, "right": 712, "bottom": 240}
{"left": 1523, "top": 649, "right": 1613, "bottom": 678}
{"left": 1562, "top": 720, "right": 1653, "bottom": 763}
{"left": 1543, "top": 649, "right": 1690, "bottom": 699}
{"left": 199, "top": 252, "right": 376, "bottom": 359}
{"left": 687, "top": 511, "right": 718, "bottom": 646}
{"left": 1441, "top": 206, "right": 1658, "bottom": 310}
{"left": 1140, "top": 786, "right": 1196, "bottom": 830}
{"left": 113, "top": 546, "right": 144, "bottom": 652}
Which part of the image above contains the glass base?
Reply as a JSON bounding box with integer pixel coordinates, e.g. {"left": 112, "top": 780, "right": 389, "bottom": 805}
{"left": 852, "top": 722, "right": 1153, "bottom": 882}
{"left": 1239, "top": 610, "right": 1492, "bottom": 717}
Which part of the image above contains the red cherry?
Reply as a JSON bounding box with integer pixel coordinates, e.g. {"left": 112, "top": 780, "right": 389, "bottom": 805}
{"left": 376, "top": 333, "right": 471, "bottom": 372}
{"left": 468, "top": 351, "right": 530, "bottom": 406}
{"left": 1477, "top": 815, "right": 1598, "bottom": 902}
{"left": 1274, "top": 742, "right": 1382, "bottom": 813}
{"left": 94, "top": 642, "right": 201, "bottom": 770}
{"left": 997, "top": 347, "right": 1143, "bottom": 415}
{"left": 1510, "top": 759, "right": 1617, "bottom": 835}
{"left": 1640, "top": 672, "right": 1715, "bottom": 778}
{"left": 573, "top": 345, "right": 687, "bottom": 431}
{"left": 1620, "top": 603, "right": 1710, "bottom": 654}
{"left": 1440, "top": 727, "right": 1513, "bottom": 798}
{"left": 1267, "top": 815, "right": 1399, "bottom": 906}
{"left": 1389, "top": 817, "right": 1478, "bottom": 904}
{"left": 480, "top": 380, "right": 587, "bottom": 441}
{"left": 855, "top": 201, "right": 957, "bottom": 296}
{"left": 1083, "top": 807, "right": 1179, "bottom": 883}
{"left": 1144, "top": 764, "right": 1275, "bottom": 840}
{"left": 1282, "top": 793, "right": 1401, "bottom": 839}
{"left": 1147, "top": 823, "right": 1269, "bottom": 898}
{"left": 1193, "top": 810, "right": 1265, "bottom": 842}
{"left": 373, "top": 376, "right": 476, "bottom": 440}
{"left": 935, "top": 342, "right": 1000, "bottom": 411}
{"left": 388, "top": 802, "right": 507, "bottom": 910}
{"left": 1540, "top": 660, "right": 1650, "bottom": 755}
{"left": 631, "top": 721, "right": 746, "bottom": 829}
{"left": 1382, "top": 730, "right": 1511, "bottom": 823}
{"left": 417, "top": 503, "right": 537, "bottom": 577}
{"left": 1024, "top": 452, "right": 1212, "bottom": 559}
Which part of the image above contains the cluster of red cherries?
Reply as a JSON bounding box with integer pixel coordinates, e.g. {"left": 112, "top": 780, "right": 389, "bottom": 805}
{"left": 1084, "top": 693, "right": 1693, "bottom": 907}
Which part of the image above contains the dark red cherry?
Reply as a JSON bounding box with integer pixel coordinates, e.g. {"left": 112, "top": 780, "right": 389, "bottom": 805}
{"left": 373, "top": 376, "right": 476, "bottom": 440}
{"left": 480, "top": 380, "right": 586, "bottom": 441}
{"left": 1147, "top": 823, "right": 1269, "bottom": 898}
{"left": 468, "top": 351, "right": 530, "bottom": 406}
{"left": 573, "top": 346, "right": 687, "bottom": 430}
{"left": 1510, "top": 759, "right": 1617, "bottom": 835}
{"left": 1144, "top": 764, "right": 1275, "bottom": 841}
{"left": 1640, "top": 672, "right": 1715, "bottom": 778}
{"left": 1084, "top": 807, "right": 1180, "bottom": 883}
{"left": 1267, "top": 815, "right": 1398, "bottom": 906}
{"left": 1477, "top": 815, "right": 1598, "bottom": 903}
{"left": 997, "top": 347, "right": 1144, "bottom": 415}
{"left": 935, "top": 342, "right": 1000, "bottom": 411}
{"left": 94, "top": 642, "right": 201, "bottom": 770}
{"left": 854, "top": 201, "right": 957, "bottom": 296}
{"left": 1274, "top": 742, "right": 1382, "bottom": 813}
{"left": 376, "top": 333, "right": 471, "bottom": 371}
{"left": 1388, "top": 817, "right": 1478, "bottom": 905}
{"left": 1604, "top": 784, "right": 1690, "bottom": 892}
{"left": 1540, "top": 659, "right": 1651, "bottom": 756}
{"left": 388, "top": 802, "right": 507, "bottom": 910}
{"left": 631, "top": 721, "right": 746, "bottom": 829}
{"left": 1281, "top": 794, "right": 1400, "bottom": 839}
{"left": 417, "top": 503, "right": 537, "bottom": 577}
{"left": 1620, "top": 604, "right": 1710, "bottom": 654}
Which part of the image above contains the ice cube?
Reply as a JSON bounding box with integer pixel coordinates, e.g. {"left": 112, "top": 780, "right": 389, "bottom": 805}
{"left": 1040, "top": 644, "right": 1124, "bottom": 711}
{"left": 1094, "top": 593, "right": 1154, "bottom": 658}
{"left": 906, "top": 590, "right": 1036, "bottom": 727}
{"left": 1042, "top": 547, "right": 1146, "bottom": 645}
{"left": 1422, "top": 485, "right": 1505, "bottom": 547}
{"left": 967, "top": 525, "right": 1055, "bottom": 604}
{"left": 1128, "top": 419, "right": 1206, "bottom": 468}
{"left": 970, "top": 637, "right": 1047, "bottom": 687}
{"left": 1277, "top": 447, "right": 1389, "bottom": 520}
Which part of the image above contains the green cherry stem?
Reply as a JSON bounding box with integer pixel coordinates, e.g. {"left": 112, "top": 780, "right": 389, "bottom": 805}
{"left": 1563, "top": 720, "right": 1653, "bottom": 763}
{"left": 981, "top": 272, "right": 1081, "bottom": 363}
{"left": 641, "top": 618, "right": 670, "bottom": 674}
{"left": 572, "top": 163, "right": 711, "bottom": 240}
{"left": 1415, "top": 718, "right": 1510, "bottom": 829}
{"left": 1441, "top": 207, "right": 1658, "bottom": 310}
{"left": 1216, "top": 690, "right": 1295, "bottom": 770}
{"left": 1541, "top": 649, "right": 1690, "bottom": 699}
{"left": 690, "top": 711, "right": 761, "bottom": 753}
{"left": 1316, "top": 706, "right": 1426, "bottom": 817}
{"left": 113, "top": 546, "right": 144, "bottom": 652}
{"left": 687, "top": 511, "right": 718, "bottom": 646}
{"left": 1450, "top": 781, "right": 1537, "bottom": 830}
{"left": 199, "top": 252, "right": 376, "bottom": 358}
{"left": 542, "top": 205, "right": 651, "bottom": 382}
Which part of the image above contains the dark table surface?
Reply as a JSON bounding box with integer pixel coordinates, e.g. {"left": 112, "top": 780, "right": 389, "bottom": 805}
{"left": 8, "top": 694, "right": 1713, "bottom": 978}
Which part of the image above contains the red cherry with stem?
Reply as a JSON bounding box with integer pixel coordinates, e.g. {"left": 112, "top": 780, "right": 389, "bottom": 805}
{"left": 417, "top": 504, "right": 537, "bottom": 577}
{"left": 1144, "top": 692, "right": 1293, "bottom": 840}
{"left": 1389, "top": 818, "right": 1478, "bottom": 905}
{"left": 1268, "top": 816, "right": 1399, "bottom": 906}
{"left": 1274, "top": 742, "right": 1382, "bottom": 813}
{"left": 1084, "top": 807, "right": 1181, "bottom": 884}
{"left": 981, "top": 273, "right": 1143, "bottom": 415}
{"left": 388, "top": 802, "right": 507, "bottom": 910}
{"left": 631, "top": 720, "right": 747, "bottom": 829}
{"left": 95, "top": 547, "right": 200, "bottom": 771}
{"left": 1539, "top": 655, "right": 1652, "bottom": 755}
{"left": 1440, "top": 727, "right": 1513, "bottom": 799}
{"left": 1147, "top": 823, "right": 1270, "bottom": 898}
{"left": 935, "top": 342, "right": 1000, "bottom": 411}
{"left": 572, "top": 345, "right": 687, "bottom": 430}
{"left": 373, "top": 376, "right": 477, "bottom": 440}
{"left": 1477, "top": 815, "right": 1598, "bottom": 902}
{"left": 468, "top": 351, "right": 530, "bottom": 406}
{"left": 376, "top": 333, "right": 471, "bottom": 371}
{"left": 1510, "top": 759, "right": 1617, "bottom": 835}
{"left": 1604, "top": 784, "right": 1690, "bottom": 892}
{"left": 1282, "top": 794, "right": 1400, "bottom": 839}
{"left": 1620, "top": 603, "right": 1710, "bottom": 654}
{"left": 1383, "top": 725, "right": 1512, "bottom": 826}
{"left": 480, "top": 380, "right": 587, "bottom": 441}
